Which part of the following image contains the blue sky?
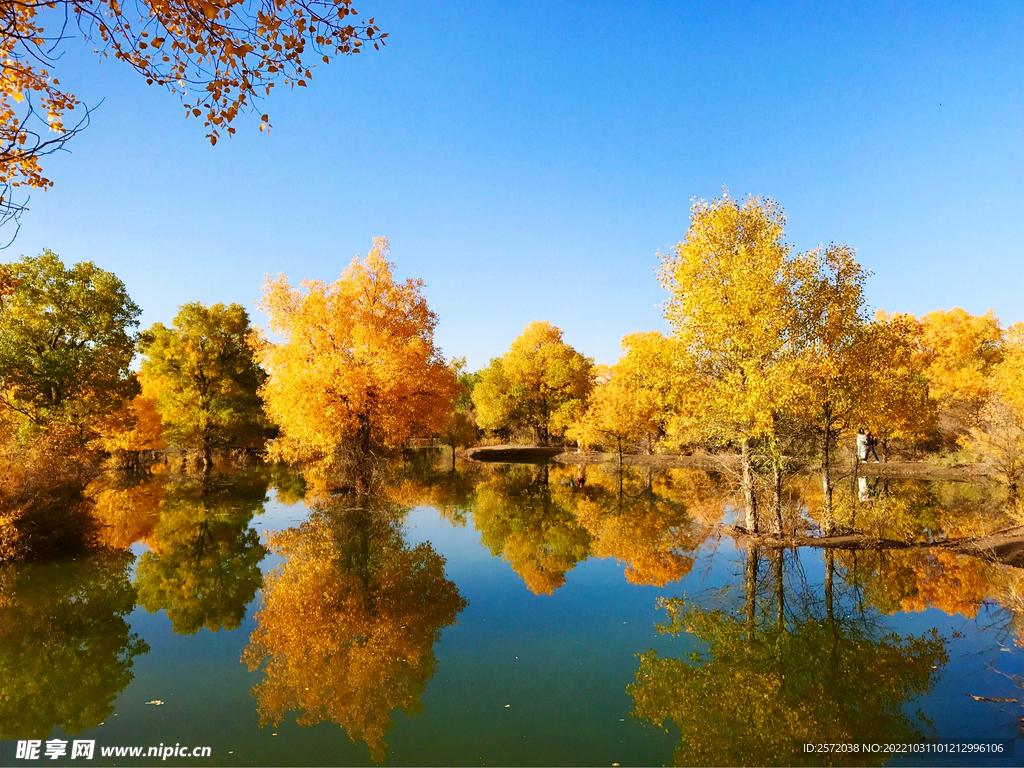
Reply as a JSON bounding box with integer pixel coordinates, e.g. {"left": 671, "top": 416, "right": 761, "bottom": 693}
{"left": 12, "top": 0, "right": 1024, "bottom": 369}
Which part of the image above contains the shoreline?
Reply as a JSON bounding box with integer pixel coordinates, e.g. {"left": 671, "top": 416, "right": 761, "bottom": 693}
{"left": 464, "top": 444, "right": 989, "bottom": 481}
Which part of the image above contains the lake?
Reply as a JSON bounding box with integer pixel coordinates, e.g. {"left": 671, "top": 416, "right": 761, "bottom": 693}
{"left": 1, "top": 455, "right": 1022, "bottom": 766}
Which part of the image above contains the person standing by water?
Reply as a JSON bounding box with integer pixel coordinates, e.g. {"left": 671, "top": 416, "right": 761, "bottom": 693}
{"left": 865, "top": 429, "right": 880, "bottom": 463}
{"left": 856, "top": 429, "right": 869, "bottom": 462}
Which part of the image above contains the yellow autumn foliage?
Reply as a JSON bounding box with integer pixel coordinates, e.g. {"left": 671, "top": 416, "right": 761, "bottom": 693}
{"left": 472, "top": 321, "right": 593, "bottom": 444}
{"left": 254, "top": 238, "right": 459, "bottom": 486}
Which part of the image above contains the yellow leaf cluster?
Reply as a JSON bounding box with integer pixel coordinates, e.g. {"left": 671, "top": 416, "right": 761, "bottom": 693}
{"left": 0, "top": 0, "right": 386, "bottom": 209}
{"left": 91, "top": 393, "right": 166, "bottom": 456}
{"left": 472, "top": 320, "right": 592, "bottom": 444}
{"left": 658, "top": 193, "right": 807, "bottom": 443}
{"left": 254, "top": 238, "right": 459, "bottom": 477}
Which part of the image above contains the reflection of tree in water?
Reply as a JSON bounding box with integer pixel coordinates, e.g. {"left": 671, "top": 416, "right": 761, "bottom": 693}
{"left": 242, "top": 502, "right": 467, "bottom": 763}
{"left": 629, "top": 547, "right": 948, "bottom": 766}
{"left": 385, "top": 454, "right": 482, "bottom": 527}
{"left": 572, "top": 467, "right": 713, "bottom": 587}
{"left": 838, "top": 548, "right": 1024, "bottom": 643}
{"left": 134, "top": 472, "right": 268, "bottom": 634}
{"left": 797, "top": 474, "right": 1013, "bottom": 542}
{"left": 470, "top": 464, "right": 727, "bottom": 594}
{"left": 87, "top": 472, "right": 166, "bottom": 549}
{"left": 0, "top": 549, "right": 148, "bottom": 739}
{"left": 472, "top": 464, "right": 592, "bottom": 595}
{"left": 269, "top": 465, "right": 308, "bottom": 507}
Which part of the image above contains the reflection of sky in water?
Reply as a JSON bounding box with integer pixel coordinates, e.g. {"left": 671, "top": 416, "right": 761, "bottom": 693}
{"left": 1, "top": 467, "right": 1023, "bottom": 766}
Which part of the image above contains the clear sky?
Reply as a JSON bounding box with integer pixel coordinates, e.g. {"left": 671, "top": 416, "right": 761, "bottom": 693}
{"left": 11, "top": 0, "right": 1024, "bottom": 369}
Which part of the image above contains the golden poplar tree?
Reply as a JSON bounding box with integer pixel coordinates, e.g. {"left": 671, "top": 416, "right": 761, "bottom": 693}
{"left": 658, "top": 194, "right": 807, "bottom": 532}
{"left": 571, "top": 332, "right": 685, "bottom": 460}
{"left": 254, "top": 238, "right": 459, "bottom": 492}
{"left": 917, "top": 308, "right": 1003, "bottom": 415}
{"left": 92, "top": 394, "right": 166, "bottom": 470}
{"left": 792, "top": 244, "right": 871, "bottom": 533}
{"left": 862, "top": 312, "right": 935, "bottom": 451}
{"left": 966, "top": 322, "right": 1024, "bottom": 498}
{"left": 472, "top": 320, "right": 593, "bottom": 445}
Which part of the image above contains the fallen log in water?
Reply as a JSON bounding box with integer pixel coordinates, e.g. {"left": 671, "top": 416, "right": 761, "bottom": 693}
{"left": 723, "top": 524, "right": 1024, "bottom": 569}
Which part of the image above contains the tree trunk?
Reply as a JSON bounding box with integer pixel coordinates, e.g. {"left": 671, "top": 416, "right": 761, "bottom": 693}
{"left": 741, "top": 439, "right": 758, "bottom": 533}
{"left": 821, "top": 432, "right": 834, "bottom": 535}
{"left": 745, "top": 545, "right": 759, "bottom": 638}
{"left": 851, "top": 452, "right": 860, "bottom": 532}
{"left": 537, "top": 420, "right": 549, "bottom": 446}
{"left": 354, "top": 415, "right": 373, "bottom": 496}
{"left": 773, "top": 549, "right": 784, "bottom": 629}
{"left": 824, "top": 549, "right": 834, "bottom": 626}
{"left": 772, "top": 459, "right": 783, "bottom": 536}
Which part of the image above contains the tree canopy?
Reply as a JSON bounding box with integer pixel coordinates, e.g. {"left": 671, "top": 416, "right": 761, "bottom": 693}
{"left": 472, "top": 320, "right": 593, "bottom": 444}
{"left": 254, "top": 238, "right": 458, "bottom": 490}
{"left": 138, "top": 301, "right": 266, "bottom": 463}
{"left": 0, "top": 250, "right": 140, "bottom": 434}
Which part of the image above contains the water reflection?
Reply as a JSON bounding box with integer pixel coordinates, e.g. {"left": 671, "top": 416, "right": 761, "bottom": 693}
{"left": 135, "top": 473, "right": 269, "bottom": 634}
{"left": 468, "top": 463, "right": 726, "bottom": 593}
{"left": 839, "top": 549, "right": 1024, "bottom": 644}
{"left": 797, "top": 474, "right": 1014, "bottom": 541}
{"left": 89, "top": 473, "right": 166, "bottom": 549}
{"left": 629, "top": 547, "right": 949, "bottom": 766}
{"left": 473, "top": 464, "right": 592, "bottom": 595}
{"left": 242, "top": 500, "right": 467, "bottom": 763}
{"left": 0, "top": 549, "right": 149, "bottom": 739}
{"left": 2, "top": 458, "right": 1023, "bottom": 765}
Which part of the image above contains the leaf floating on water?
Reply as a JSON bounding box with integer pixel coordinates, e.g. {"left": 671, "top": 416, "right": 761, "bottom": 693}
{"left": 966, "top": 694, "right": 1019, "bottom": 703}
{"left": 145, "top": 700, "right": 164, "bottom": 706}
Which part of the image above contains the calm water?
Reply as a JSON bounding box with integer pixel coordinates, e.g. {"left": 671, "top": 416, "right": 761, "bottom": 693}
{"left": 1, "top": 457, "right": 1023, "bottom": 766}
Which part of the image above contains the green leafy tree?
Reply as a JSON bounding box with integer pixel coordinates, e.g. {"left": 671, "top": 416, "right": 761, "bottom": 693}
{"left": 472, "top": 321, "right": 593, "bottom": 444}
{"left": 0, "top": 550, "right": 149, "bottom": 738}
{"left": 453, "top": 357, "right": 482, "bottom": 413}
{"left": 134, "top": 473, "right": 269, "bottom": 634}
{"left": 0, "top": 250, "right": 139, "bottom": 432}
{"left": 138, "top": 302, "right": 266, "bottom": 465}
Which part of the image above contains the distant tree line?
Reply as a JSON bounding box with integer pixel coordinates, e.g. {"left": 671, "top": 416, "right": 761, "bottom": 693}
{"left": 1, "top": 198, "right": 1021, "bottom": 556}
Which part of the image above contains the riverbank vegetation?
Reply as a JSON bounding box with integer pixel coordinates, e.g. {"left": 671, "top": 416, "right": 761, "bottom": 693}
{"left": 1, "top": 194, "right": 1021, "bottom": 559}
